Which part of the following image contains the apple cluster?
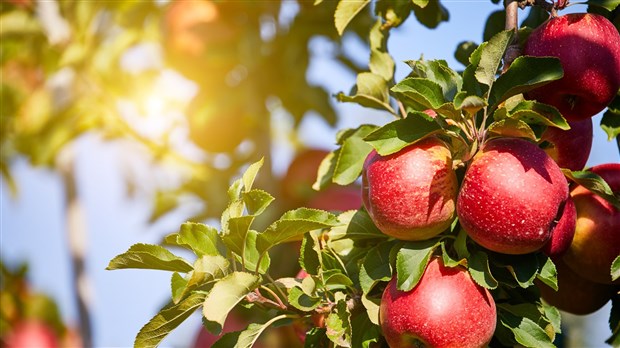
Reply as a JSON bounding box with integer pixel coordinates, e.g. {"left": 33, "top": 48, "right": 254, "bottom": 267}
{"left": 362, "top": 12, "right": 620, "bottom": 347}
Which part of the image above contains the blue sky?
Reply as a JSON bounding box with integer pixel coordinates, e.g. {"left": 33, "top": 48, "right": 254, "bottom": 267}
{"left": 1, "top": 1, "right": 618, "bottom": 346}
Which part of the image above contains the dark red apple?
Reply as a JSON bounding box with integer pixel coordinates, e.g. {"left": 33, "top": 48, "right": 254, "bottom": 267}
{"left": 306, "top": 185, "right": 361, "bottom": 212}
{"left": 523, "top": 13, "right": 620, "bottom": 122}
{"left": 379, "top": 258, "right": 496, "bottom": 348}
{"left": 457, "top": 137, "right": 569, "bottom": 254}
{"left": 281, "top": 149, "right": 330, "bottom": 206}
{"left": 4, "top": 321, "right": 58, "bottom": 348}
{"left": 563, "top": 163, "right": 620, "bottom": 284}
{"left": 538, "top": 258, "right": 616, "bottom": 315}
{"left": 540, "top": 119, "right": 593, "bottom": 171}
{"left": 362, "top": 137, "right": 458, "bottom": 241}
{"left": 542, "top": 197, "right": 576, "bottom": 259}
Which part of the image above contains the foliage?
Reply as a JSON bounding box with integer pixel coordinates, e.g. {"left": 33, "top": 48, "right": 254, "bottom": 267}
{"left": 2, "top": 0, "right": 619, "bottom": 346}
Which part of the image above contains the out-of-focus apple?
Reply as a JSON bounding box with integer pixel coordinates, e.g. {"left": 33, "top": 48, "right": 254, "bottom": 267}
{"left": 563, "top": 163, "right": 620, "bottom": 284}
{"left": 524, "top": 13, "right": 620, "bottom": 121}
{"left": 4, "top": 321, "right": 58, "bottom": 348}
{"left": 538, "top": 258, "right": 616, "bottom": 315}
{"left": 362, "top": 137, "right": 458, "bottom": 241}
{"left": 457, "top": 138, "right": 569, "bottom": 254}
{"left": 540, "top": 119, "right": 593, "bottom": 171}
{"left": 306, "top": 185, "right": 361, "bottom": 212}
{"left": 379, "top": 258, "right": 496, "bottom": 348}
{"left": 281, "top": 149, "right": 329, "bottom": 206}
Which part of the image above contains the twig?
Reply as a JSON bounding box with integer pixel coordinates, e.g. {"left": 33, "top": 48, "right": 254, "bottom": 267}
{"left": 57, "top": 146, "right": 93, "bottom": 348}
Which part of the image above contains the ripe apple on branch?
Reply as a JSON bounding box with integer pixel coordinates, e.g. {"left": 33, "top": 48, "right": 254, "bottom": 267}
{"left": 108, "top": 0, "right": 620, "bottom": 347}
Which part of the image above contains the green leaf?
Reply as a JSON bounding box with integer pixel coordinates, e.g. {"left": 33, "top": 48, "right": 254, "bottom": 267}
{"left": 171, "top": 273, "right": 187, "bottom": 303}
{"left": 325, "top": 293, "right": 352, "bottom": 347}
{"left": 304, "top": 327, "right": 329, "bottom": 348}
{"left": 351, "top": 312, "right": 382, "bottom": 348}
{"left": 412, "top": 0, "right": 448, "bottom": 29}
{"left": 499, "top": 311, "right": 555, "bottom": 348}
{"left": 337, "top": 73, "right": 395, "bottom": 113}
{"left": 334, "top": 0, "right": 371, "bottom": 36}
{"left": 501, "top": 253, "right": 540, "bottom": 288}
{"left": 342, "top": 209, "right": 387, "bottom": 240}
{"left": 612, "top": 255, "right": 620, "bottom": 281}
{"left": 369, "top": 20, "right": 395, "bottom": 80}
{"left": 222, "top": 215, "right": 254, "bottom": 257}
{"left": 405, "top": 59, "right": 462, "bottom": 102}
{"left": 395, "top": 240, "right": 439, "bottom": 292}
{"left": 601, "top": 96, "right": 620, "bottom": 141}
{"left": 487, "top": 119, "right": 538, "bottom": 141}
{"left": 239, "top": 230, "right": 271, "bottom": 274}
{"left": 106, "top": 244, "right": 193, "bottom": 272}
{"left": 462, "top": 42, "right": 488, "bottom": 97}
{"left": 363, "top": 114, "right": 442, "bottom": 156}
{"left": 536, "top": 254, "right": 558, "bottom": 291}
{"left": 211, "top": 315, "right": 293, "bottom": 348}
{"left": 490, "top": 56, "right": 563, "bottom": 109}
{"left": 242, "top": 158, "right": 264, "bottom": 193}
{"left": 454, "top": 41, "right": 479, "bottom": 67}
{"left": 324, "top": 271, "right": 354, "bottom": 290}
{"left": 392, "top": 77, "right": 446, "bottom": 109}
{"left": 361, "top": 293, "right": 381, "bottom": 326}
{"left": 333, "top": 133, "right": 374, "bottom": 186}
{"left": 475, "top": 30, "right": 514, "bottom": 87}
{"left": 563, "top": 169, "right": 620, "bottom": 209}
{"left": 257, "top": 208, "right": 340, "bottom": 254}
{"left": 483, "top": 10, "right": 506, "bottom": 42}
{"left": 134, "top": 292, "right": 205, "bottom": 348}
{"left": 503, "top": 100, "right": 569, "bottom": 130}
{"left": 412, "top": 0, "right": 430, "bottom": 8}
{"left": 542, "top": 302, "right": 562, "bottom": 334}
{"left": 467, "top": 251, "right": 498, "bottom": 290}
{"left": 174, "top": 255, "right": 230, "bottom": 303}
{"left": 359, "top": 242, "right": 394, "bottom": 294}
{"left": 586, "top": 0, "right": 620, "bottom": 11}
{"left": 313, "top": 150, "right": 338, "bottom": 191}
{"left": 202, "top": 272, "right": 261, "bottom": 335}
{"left": 300, "top": 232, "right": 322, "bottom": 275}
{"left": 375, "top": 0, "right": 413, "bottom": 28}
{"left": 177, "top": 223, "right": 221, "bottom": 257}
{"left": 288, "top": 286, "right": 322, "bottom": 312}
{"left": 607, "top": 295, "right": 620, "bottom": 346}
{"left": 242, "top": 189, "right": 274, "bottom": 216}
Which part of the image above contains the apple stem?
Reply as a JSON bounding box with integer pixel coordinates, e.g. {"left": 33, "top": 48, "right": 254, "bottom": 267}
{"left": 502, "top": 0, "right": 521, "bottom": 73}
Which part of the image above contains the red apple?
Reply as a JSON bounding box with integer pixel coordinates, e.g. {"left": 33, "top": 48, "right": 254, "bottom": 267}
{"left": 306, "top": 185, "right": 361, "bottom": 212}
{"left": 379, "top": 258, "right": 496, "bottom": 348}
{"left": 4, "top": 321, "right": 58, "bottom": 348}
{"left": 362, "top": 137, "right": 458, "bottom": 241}
{"left": 523, "top": 13, "right": 620, "bottom": 122}
{"left": 542, "top": 197, "right": 576, "bottom": 259}
{"left": 538, "top": 258, "right": 616, "bottom": 315}
{"left": 457, "top": 138, "right": 569, "bottom": 254}
{"left": 540, "top": 119, "right": 593, "bottom": 171}
{"left": 563, "top": 163, "right": 620, "bottom": 284}
{"left": 193, "top": 311, "right": 248, "bottom": 348}
{"left": 281, "top": 149, "right": 329, "bottom": 206}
